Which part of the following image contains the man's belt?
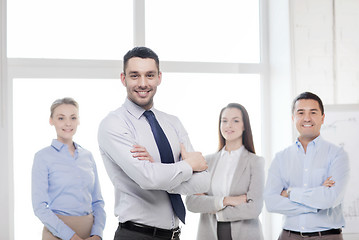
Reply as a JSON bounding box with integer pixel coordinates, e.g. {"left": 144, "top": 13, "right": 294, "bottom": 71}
{"left": 284, "top": 228, "right": 342, "bottom": 237}
{"left": 120, "top": 221, "right": 181, "bottom": 239}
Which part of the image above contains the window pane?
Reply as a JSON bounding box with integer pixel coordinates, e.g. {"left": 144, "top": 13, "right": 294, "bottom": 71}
{"left": 146, "top": 0, "right": 260, "bottom": 63}
{"left": 7, "top": 0, "right": 133, "bottom": 59}
{"left": 156, "top": 73, "right": 262, "bottom": 156}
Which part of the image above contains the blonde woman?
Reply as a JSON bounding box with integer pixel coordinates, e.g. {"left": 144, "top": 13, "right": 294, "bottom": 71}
{"left": 32, "top": 97, "right": 105, "bottom": 240}
{"left": 186, "top": 103, "right": 265, "bottom": 240}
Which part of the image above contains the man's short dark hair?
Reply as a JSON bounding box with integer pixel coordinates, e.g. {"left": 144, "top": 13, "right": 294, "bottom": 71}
{"left": 292, "top": 92, "right": 324, "bottom": 115}
{"left": 123, "top": 47, "right": 160, "bottom": 73}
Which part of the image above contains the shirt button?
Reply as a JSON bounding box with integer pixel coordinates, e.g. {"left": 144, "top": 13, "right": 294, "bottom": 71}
{"left": 304, "top": 169, "right": 308, "bottom": 172}
{"left": 304, "top": 184, "right": 307, "bottom": 187}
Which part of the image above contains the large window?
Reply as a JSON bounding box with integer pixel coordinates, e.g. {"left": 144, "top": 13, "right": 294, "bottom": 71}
{"left": 8, "top": 1, "right": 264, "bottom": 239}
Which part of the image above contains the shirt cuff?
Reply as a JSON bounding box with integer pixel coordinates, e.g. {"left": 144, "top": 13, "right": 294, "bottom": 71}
{"left": 215, "top": 197, "right": 226, "bottom": 221}
{"left": 60, "top": 228, "right": 76, "bottom": 240}
{"left": 178, "top": 160, "right": 195, "bottom": 181}
{"left": 90, "top": 235, "right": 102, "bottom": 240}
{"left": 218, "top": 197, "right": 225, "bottom": 209}
{"left": 216, "top": 209, "right": 225, "bottom": 222}
{"left": 91, "top": 228, "right": 103, "bottom": 240}
{"left": 288, "top": 187, "right": 300, "bottom": 202}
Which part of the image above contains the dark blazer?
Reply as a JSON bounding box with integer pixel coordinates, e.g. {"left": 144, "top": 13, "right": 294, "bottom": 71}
{"left": 186, "top": 148, "right": 265, "bottom": 240}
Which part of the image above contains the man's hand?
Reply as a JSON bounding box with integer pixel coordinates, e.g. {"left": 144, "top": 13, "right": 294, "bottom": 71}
{"left": 223, "top": 195, "right": 247, "bottom": 206}
{"left": 280, "top": 187, "right": 293, "bottom": 198}
{"left": 131, "top": 145, "right": 154, "bottom": 163}
{"left": 280, "top": 189, "right": 289, "bottom": 198}
{"left": 323, "top": 176, "right": 335, "bottom": 187}
{"left": 180, "top": 144, "right": 208, "bottom": 172}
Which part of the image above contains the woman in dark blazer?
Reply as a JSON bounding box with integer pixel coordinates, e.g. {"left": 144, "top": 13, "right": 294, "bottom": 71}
{"left": 186, "top": 103, "right": 264, "bottom": 240}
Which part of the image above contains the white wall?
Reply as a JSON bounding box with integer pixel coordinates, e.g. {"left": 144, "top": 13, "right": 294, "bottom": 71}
{"left": 291, "top": 0, "right": 359, "bottom": 104}
{"left": 0, "top": 0, "right": 14, "bottom": 239}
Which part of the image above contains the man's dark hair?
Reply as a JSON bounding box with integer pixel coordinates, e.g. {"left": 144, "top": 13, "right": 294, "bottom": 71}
{"left": 292, "top": 92, "right": 324, "bottom": 115}
{"left": 123, "top": 47, "right": 159, "bottom": 73}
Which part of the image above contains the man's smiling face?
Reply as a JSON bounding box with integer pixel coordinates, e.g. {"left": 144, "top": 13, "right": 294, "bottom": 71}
{"left": 121, "top": 57, "right": 162, "bottom": 110}
{"left": 293, "top": 99, "right": 325, "bottom": 143}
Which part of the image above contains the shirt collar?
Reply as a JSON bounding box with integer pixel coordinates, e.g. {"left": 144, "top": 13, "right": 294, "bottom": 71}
{"left": 295, "top": 135, "right": 322, "bottom": 149}
{"left": 220, "top": 145, "right": 244, "bottom": 158}
{"left": 124, "top": 98, "right": 156, "bottom": 119}
{"left": 51, "top": 139, "right": 79, "bottom": 152}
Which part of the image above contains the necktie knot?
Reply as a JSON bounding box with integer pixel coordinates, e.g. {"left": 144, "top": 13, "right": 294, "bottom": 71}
{"left": 143, "top": 110, "right": 154, "bottom": 119}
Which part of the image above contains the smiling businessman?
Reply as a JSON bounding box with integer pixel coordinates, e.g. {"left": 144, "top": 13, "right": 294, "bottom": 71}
{"left": 98, "top": 47, "right": 210, "bottom": 240}
{"left": 264, "top": 92, "right": 350, "bottom": 240}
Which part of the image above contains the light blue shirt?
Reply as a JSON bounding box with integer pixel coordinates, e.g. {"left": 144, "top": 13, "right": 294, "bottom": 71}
{"left": 98, "top": 98, "right": 210, "bottom": 229}
{"left": 32, "top": 139, "right": 106, "bottom": 240}
{"left": 264, "top": 135, "right": 350, "bottom": 232}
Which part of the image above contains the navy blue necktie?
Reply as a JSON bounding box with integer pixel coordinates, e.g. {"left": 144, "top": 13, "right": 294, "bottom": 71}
{"left": 143, "top": 110, "right": 186, "bottom": 224}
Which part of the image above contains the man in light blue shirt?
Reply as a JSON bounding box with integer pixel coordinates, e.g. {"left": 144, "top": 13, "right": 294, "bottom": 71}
{"left": 264, "top": 92, "right": 349, "bottom": 240}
